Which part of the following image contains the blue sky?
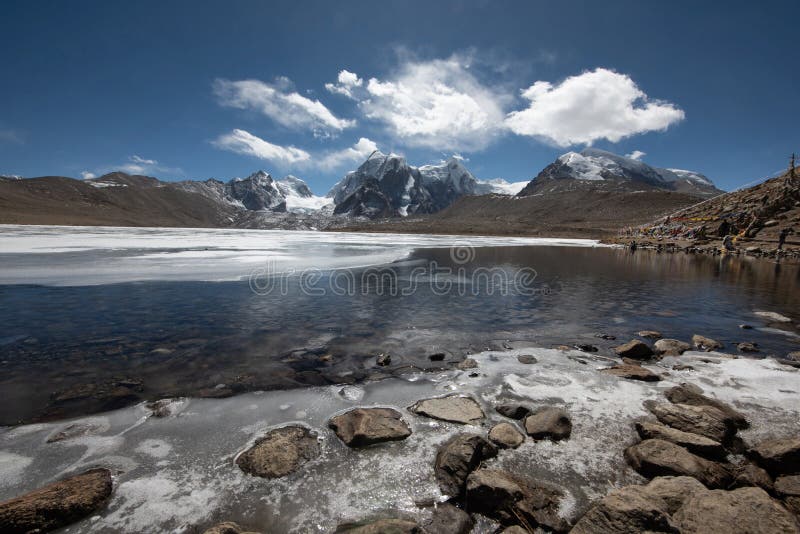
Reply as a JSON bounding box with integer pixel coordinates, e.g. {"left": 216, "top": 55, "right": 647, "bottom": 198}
{"left": 0, "top": 0, "right": 797, "bottom": 193}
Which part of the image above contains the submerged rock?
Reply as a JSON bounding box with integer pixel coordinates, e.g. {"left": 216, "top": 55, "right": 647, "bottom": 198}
{"left": 748, "top": 436, "right": 800, "bottom": 476}
{"left": 495, "top": 403, "right": 532, "bottom": 420}
{"left": 614, "top": 340, "right": 654, "bottom": 360}
{"left": 0, "top": 468, "right": 113, "bottom": 534}
{"left": 645, "top": 401, "right": 737, "bottom": 442}
{"left": 517, "top": 354, "right": 538, "bottom": 364}
{"left": 236, "top": 425, "right": 320, "bottom": 478}
{"left": 335, "top": 518, "right": 421, "bottom": 533}
{"left": 465, "top": 468, "right": 567, "bottom": 532}
{"left": 624, "top": 439, "right": 733, "bottom": 488}
{"left": 736, "top": 342, "right": 759, "bottom": 353}
{"left": 691, "top": 334, "right": 723, "bottom": 351}
{"left": 488, "top": 422, "right": 525, "bottom": 449}
{"left": 601, "top": 364, "right": 661, "bottom": 381}
{"left": 457, "top": 358, "right": 478, "bottom": 370}
{"left": 328, "top": 408, "right": 411, "bottom": 447}
{"left": 754, "top": 310, "right": 793, "bottom": 323}
{"left": 524, "top": 407, "right": 572, "bottom": 441}
{"left": 654, "top": 339, "right": 691, "bottom": 356}
{"left": 423, "top": 503, "right": 473, "bottom": 534}
{"left": 664, "top": 385, "right": 749, "bottom": 429}
{"left": 635, "top": 421, "right": 726, "bottom": 460}
{"left": 673, "top": 487, "right": 800, "bottom": 533}
{"left": 46, "top": 422, "right": 105, "bottom": 443}
{"left": 408, "top": 395, "right": 484, "bottom": 424}
{"left": 376, "top": 354, "right": 391, "bottom": 366}
{"left": 434, "top": 433, "right": 498, "bottom": 497}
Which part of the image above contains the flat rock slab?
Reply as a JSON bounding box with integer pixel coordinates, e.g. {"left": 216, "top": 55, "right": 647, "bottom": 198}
{"left": 645, "top": 401, "right": 736, "bottom": 443}
{"left": 624, "top": 439, "right": 732, "bottom": 489}
{"left": 601, "top": 364, "right": 661, "bottom": 382}
{"left": 329, "top": 408, "right": 411, "bottom": 447}
{"left": 0, "top": 468, "right": 113, "bottom": 534}
{"left": 524, "top": 407, "right": 572, "bottom": 441}
{"left": 488, "top": 422, "right": 525, "bottom": 449}
{"left": 435, "top": 433, "right": 498, "bottom": 497}
{"left": 674, "top": 487, "right": 800, "bottom": 534}
{"left": 408, "top": 395, "right": 484, "bottom": 424}
{"left": 664, "top": 384, "right": 749, "bottom": 429}
{"left": 635, "top": 421, "right": 726, "bottom": 460}
{"left": 638, "top": 330, "right": 662, "bottom": 339}
{"left": 236, "top": 425, "right": 320, "bottom": 478}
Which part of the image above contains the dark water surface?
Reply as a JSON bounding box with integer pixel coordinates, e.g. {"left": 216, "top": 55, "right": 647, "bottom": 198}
{"left": 1, "top": 245, "right": 799, "bottom": 424}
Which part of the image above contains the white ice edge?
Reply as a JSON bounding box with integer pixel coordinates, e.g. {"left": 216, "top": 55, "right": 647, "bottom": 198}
{"left": 0, "top": 225, "right": 604, "bottom": 286}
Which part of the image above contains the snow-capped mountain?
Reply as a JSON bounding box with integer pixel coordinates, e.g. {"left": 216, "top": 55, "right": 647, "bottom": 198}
{"left": 0, "top": 174, "right": 23, "bottom": 180}
{"left": 329, "top": 151, "right": 525, "bottom": 218}
{"left": 517, "top": 148, "right": 722, "bottom": 198}
{"left": 276, "top": 175, "right": 330, "bottom": 213}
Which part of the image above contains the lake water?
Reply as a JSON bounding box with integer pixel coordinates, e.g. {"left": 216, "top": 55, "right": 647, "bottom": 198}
{"left": 0, "top": 225, "right": 799, "bottom": 425}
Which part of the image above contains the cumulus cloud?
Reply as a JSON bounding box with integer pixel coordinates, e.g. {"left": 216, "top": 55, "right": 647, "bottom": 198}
{"left": 626, "top": 150, "right": 647, "bottom": 161}
{"left": 505, "top": 68, "right": 685, "bottom": 147}
{"left": 325, "top": 69, "right": 364, "bottom": 99}
{"left": 214, "top": 78, "right": 356, "bottom": 136}
{"left": 213, "top": 129, "right": 376, "bottom": 171}
{"left": 213, "top": 129, "right": 311, "bottom": 165}
{"left": 359, "top": 54, "right": 508, "bottom": 151}
{"left": 316, "top": 137, "right": 378, "bottom": 171}
{"left": 80, "top": 171, "right": 97, "bottom": 180}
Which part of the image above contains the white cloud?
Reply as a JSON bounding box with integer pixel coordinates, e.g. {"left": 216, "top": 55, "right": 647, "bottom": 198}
{"left": 325, "top": 69, "right": 364, "bottom": 99}
{"left": 130, "top": 155, "right": 156, "bottom": 165}
{"left": 116, "top": 155, "right": 182, "bottom": 176}
{"left": 214, "top": 78, "right": 355, "bottom": 136}
{"left": 359, "top": 54, "right": 508, "bottom": 151}
{"left": 505, "top": 68, "right": 685, "bottom": 147}
{"left": 80, "top": 171, "right": 97, "bottom": 180}
{"left": 213, "top": 129, "right": 311, "bottom": 165}
{"left": 0, "top": 128, "right": 23, "bottom": 144}
{"left": 626, "top": 150, "right": 647, "bottom": 161}
{"left": 316, "top": 137, "right": 378, "bottom": 171}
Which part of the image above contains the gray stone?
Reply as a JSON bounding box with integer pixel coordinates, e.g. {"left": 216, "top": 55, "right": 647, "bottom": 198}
{"left": 635, "top": 421, "right": 726, "bottom": 460}
{"left": 601, "top": 364, "right": 661, "bottom": 381}
{"left": 614, "top": 339, "right": 655, "bottom": 359}
{"left": 673, "top": 487, "right": 800, "bottom": 533}
{"left": 691, "top": 334, "right": 723, "bottom": 351}
{"left": 488, "top": 422, "right": 525, "bottom": 449}
{"left": 654, "top": 339, "right": 691, "bottom": 356}
{"left": 749, "top": 437, "right": 800, "bottom": 476}
{"left": 423, "top": 503, "right": 472, "bottom": 534}
{"left": 495, "top": 403, "right": 532, "bottom": 420}
{"left": 624, "top": 439, "right": 733, "bottom": 488}
{"left": 524, "top": 407, "right": 572, "bottom": 441}
{"left": 663, "top": 384, "right": 749, "bottom": 430}
{"left": 236, "top": 425, "right": 320, "bottom": 478}
{"left": 434, "top": 433, "right": 498, "bottom": 497}
{"left": 645, "top": 401, "right": 737, "bottom": 442}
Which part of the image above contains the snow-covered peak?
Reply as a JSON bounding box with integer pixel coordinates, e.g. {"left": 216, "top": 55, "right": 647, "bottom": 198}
{"left": 419, "top": 157, "right": 478, "bottom": 193}
{"left": 661, "top": 168, "right": 714, "bottom": 186}
{"left": 478, "top": 178, "right": 529, "bottom": 196}
{"left": 276, "top": 175, "right": 314, "bottom": 198}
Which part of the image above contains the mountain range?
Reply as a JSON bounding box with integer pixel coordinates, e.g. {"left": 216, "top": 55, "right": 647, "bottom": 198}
{"left": 0, "top": 149, "right": 723, "bottom": 233}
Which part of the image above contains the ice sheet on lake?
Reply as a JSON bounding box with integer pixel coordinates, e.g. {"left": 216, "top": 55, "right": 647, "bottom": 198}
{"left": 0, "top": 224, "right": 602, "bottom": 286}
{"left": 1, "top": 348, "right": 798, "bottom": 533}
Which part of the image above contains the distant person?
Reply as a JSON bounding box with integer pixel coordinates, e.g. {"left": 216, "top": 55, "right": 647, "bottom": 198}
{"left": 722, "top": 234, "right": 734, "bottom": 252}
{"left": 778, "top": 228, "right": 792, "bottom": 250}
{"left": 629, "top": 240, "right": 637, "bottom": 251}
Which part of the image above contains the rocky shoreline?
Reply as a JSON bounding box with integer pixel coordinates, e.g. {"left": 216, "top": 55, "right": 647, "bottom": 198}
{"left": 1, "top": 326, "right": 799, "bottom": 533}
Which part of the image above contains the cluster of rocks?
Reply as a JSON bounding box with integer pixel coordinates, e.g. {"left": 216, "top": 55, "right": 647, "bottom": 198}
{"left": 573, "top": 382, "right": 800, "bottom": 532}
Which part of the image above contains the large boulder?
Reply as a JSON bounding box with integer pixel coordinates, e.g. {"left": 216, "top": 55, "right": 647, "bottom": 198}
{"left": 328, "top": 408, "right": 411, "bottom": 447}
{"left": 614, "top": 340, "right": 654, "bottom": 360}
{"left": 673, "top": 487, "right": 800, "bottom": 533}
{"left": 488, "top": 422, "right": 525, "bottom": 449}
{"left": 654, "top": 339, "right": 691, "bottom": 356}
{"left": 434, "top": 433, "right": 498, "bottom": 497}
{"left": 335, "top": 518, "right": 421, "bottom": 533}
{"left": 465, "top": 468, "right": 568, "bottom": 532}
{"left": 624, "top": 439, "right": 733, "bottom": 488}
{"left": 0, "top": 468, "right": 113, "bottom": 534}
{"left": 691, "top": 334, "right": 723, "bottom": 351}
{"left": 645, "top": 401, "right": 737, "bottom": 443}
{"left": 748, "top": 437, "right": 800, "bottom": 476}
{"left": 729, "top": 461, "right": 774, "bottom": 492}
{"left": 663, "top": 384, "right": 749, "bottom": 429}
{"left": 571, "top": 476, "right": 708, "bottom": 534}
{"left": 408, "top": 395, "right": 484, "bottom": 424}
{"left": 601, "top": 364, "right": 661, "bottom": 382}
{"left": 635, "top": 421, "right": 726, "bottom": 460}
{"left": 423, "top": 503, "right": 473, "bottom": 534}
{"left": 524, "top": 407, "right": 572, "bottom": 441}
{"left": 236, "top": 425, "right": 320, "bottom": 478}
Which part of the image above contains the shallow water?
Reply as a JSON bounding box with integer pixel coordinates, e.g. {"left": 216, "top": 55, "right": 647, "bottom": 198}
{"left": 0, "top": 226, "right": 799, "bottom": 424}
